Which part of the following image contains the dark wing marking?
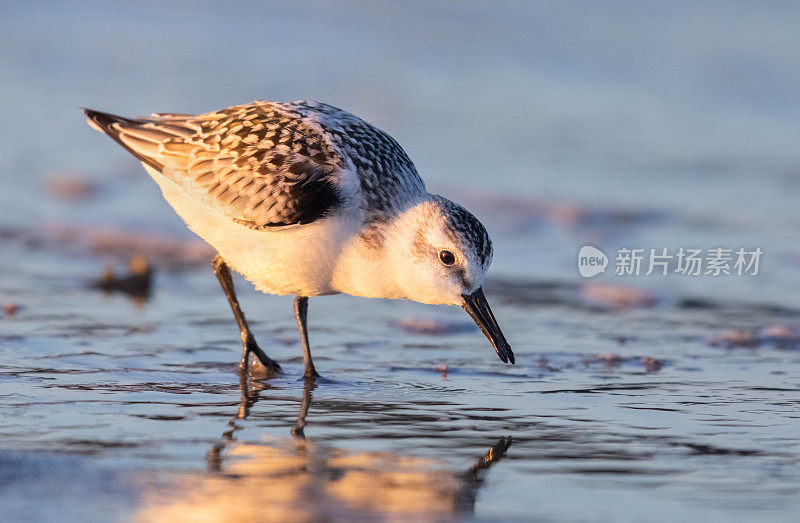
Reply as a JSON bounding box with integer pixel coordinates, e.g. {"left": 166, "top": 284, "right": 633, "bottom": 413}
{"left": 287, "top": 101, "right": 426, "bottom": 217}
{"left": 84, "top": 104, "right": 345, "bottom": 228}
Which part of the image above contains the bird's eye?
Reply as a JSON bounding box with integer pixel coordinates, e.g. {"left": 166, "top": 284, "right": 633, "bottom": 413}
{"left": 439, "top": 250, "right": 456, "bottom": 265}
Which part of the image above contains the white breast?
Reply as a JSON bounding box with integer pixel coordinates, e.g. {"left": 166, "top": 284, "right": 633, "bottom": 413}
{"left": 144, "top": 165, "right": 361, "bottom": 296}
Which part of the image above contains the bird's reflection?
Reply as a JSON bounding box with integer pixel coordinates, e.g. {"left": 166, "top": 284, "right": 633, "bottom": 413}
{"left": 139, "top": 376, "right": 511, "bottom": 521}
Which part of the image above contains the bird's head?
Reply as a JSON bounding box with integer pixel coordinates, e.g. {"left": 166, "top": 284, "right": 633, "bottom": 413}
{"left": 384, "top": 196, "right": 514, "bottom": 364}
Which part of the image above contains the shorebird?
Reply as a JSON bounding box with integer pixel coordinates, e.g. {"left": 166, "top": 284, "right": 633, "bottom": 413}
{"left": 84, "top": 101, "right": 514, "bottom": 378}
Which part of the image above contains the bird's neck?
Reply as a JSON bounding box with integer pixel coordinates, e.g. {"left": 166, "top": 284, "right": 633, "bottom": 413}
{"left": 331, "top": 219, "right": 407, "bottom": 300}
{"left": 331, "top": 194, "right": 435, "bottom": 300}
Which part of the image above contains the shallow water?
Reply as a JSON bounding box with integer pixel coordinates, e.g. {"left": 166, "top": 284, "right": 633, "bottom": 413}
{"left": 2, "top": 2, "right": 800, "bottom": 521}
{"left": 3, "top": 229, "right": 800, "bottom": 522}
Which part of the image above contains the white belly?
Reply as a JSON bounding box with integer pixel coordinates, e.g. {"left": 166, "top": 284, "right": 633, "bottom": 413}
{"left": 144, "top": 165, "right": 359, "bottom": 296}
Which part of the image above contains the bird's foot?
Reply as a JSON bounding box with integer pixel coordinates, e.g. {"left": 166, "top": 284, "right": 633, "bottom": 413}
{"left": 240, "top": 353, "right": 282, "bottom": 379}
{"left": 297, "top": 374, "right": 341, "bottom": 386}
{"left": 239, "top": 337, "right": 282, "bottom": 379}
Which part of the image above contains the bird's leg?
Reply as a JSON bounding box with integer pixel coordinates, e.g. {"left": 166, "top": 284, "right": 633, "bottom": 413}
{"left": 293, "top": 296, "right": 320, "bottom": 378}
{"left": 212, "top": 255, "right": 281, "bottom": 376}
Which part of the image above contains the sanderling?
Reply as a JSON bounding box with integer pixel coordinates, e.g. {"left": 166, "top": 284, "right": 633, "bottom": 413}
{"left": 84, "top": 100, "right": 513, "bottom": 377}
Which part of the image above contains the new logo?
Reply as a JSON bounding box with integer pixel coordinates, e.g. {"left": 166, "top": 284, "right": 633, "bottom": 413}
{"left": 578, "top": 245, "right": 608, "bottom": 278}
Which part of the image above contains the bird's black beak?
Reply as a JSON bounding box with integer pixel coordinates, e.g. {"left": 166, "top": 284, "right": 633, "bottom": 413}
{"left": 461, "top": 287, "right": 515, "bottom": 364}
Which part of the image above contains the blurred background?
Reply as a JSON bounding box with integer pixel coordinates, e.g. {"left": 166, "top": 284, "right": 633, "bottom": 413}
{"left": 3, "top": 0, "right": 800, "bottom": 301}
{"left": 2, "top": 2, "right": 800, "bottom": 521}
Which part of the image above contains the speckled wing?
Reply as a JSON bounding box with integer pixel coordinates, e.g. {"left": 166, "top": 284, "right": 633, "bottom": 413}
{"left": 84, "top": 103, "right": 347, "bottom": 228}
{"left": 287, "top": 101, "right": 426, "bottom": 217}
